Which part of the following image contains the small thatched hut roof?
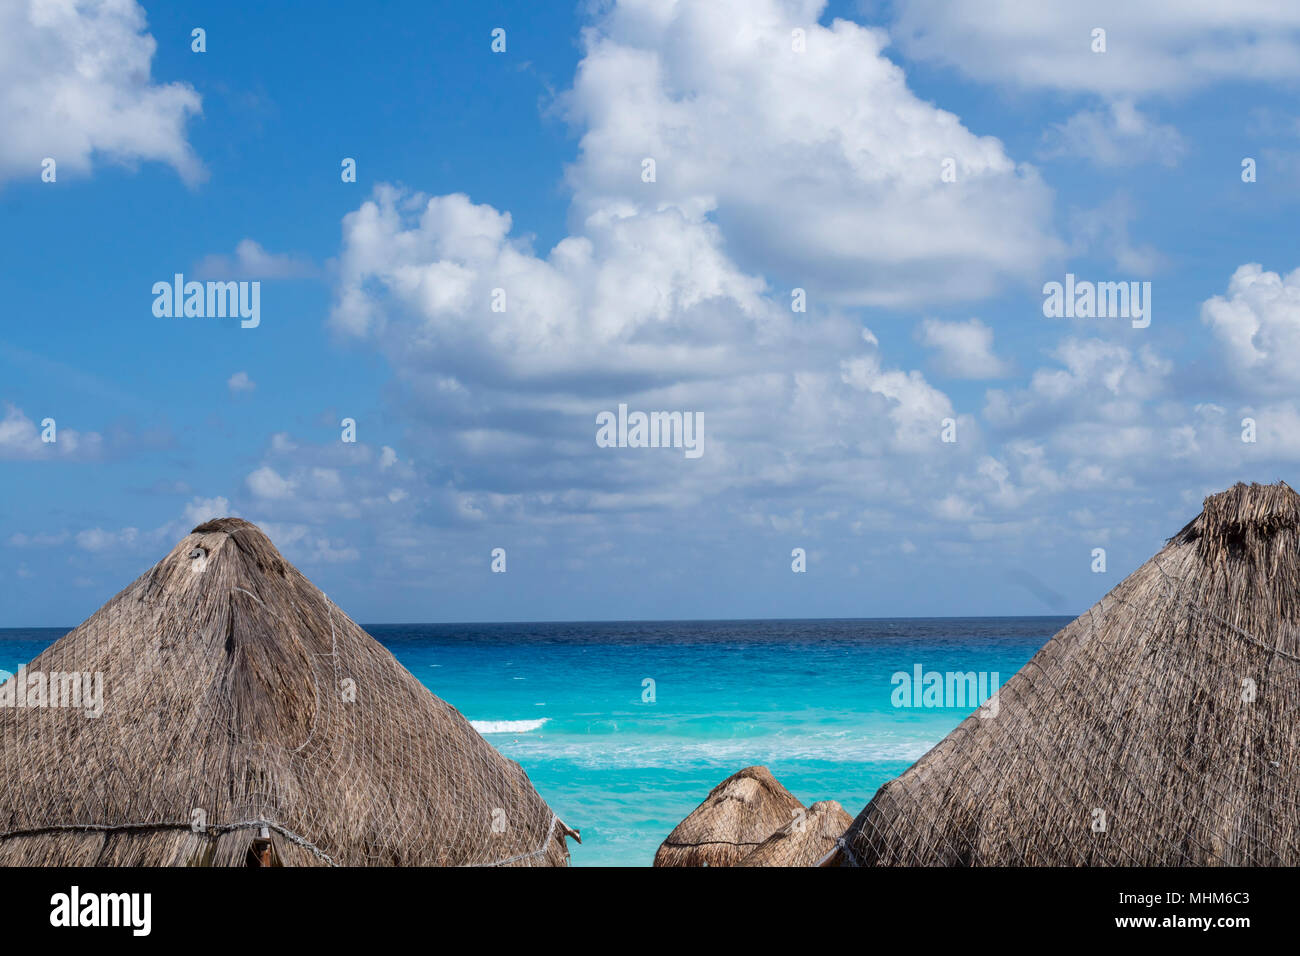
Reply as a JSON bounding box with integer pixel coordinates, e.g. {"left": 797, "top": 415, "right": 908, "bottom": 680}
{"left": 0, "top": 518, "right": 576, "bottom": 866}
{"left": 833, "top": 481, "right": 1300, "bottom": 866}
{"left": 737, "top": 799, "right": 851, "bottom": 867}
{"left": 654, "top": 766, "right": 803, "bottom": 866}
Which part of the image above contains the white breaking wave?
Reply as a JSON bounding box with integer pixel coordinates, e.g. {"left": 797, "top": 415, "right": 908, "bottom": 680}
{"left": 471, "top": 718, "right": 550, "bottom": 734}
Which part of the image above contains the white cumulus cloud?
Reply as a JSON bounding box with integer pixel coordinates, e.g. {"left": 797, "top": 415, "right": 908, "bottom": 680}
{"left": 885, "top": 0, "right": 1300, "bottom": 96}
{"left": 0, "top": 404, "right": 104, "bottom": 460}
{"left": 919, "top": 318, "right": 1011, "bottom": 379}
{"left": 1202, "top": 264, "right": 1300, "bottom": 395}
{"left": 560, "top": 0, "right": 1059, "bottom": 305}
{"left": 0, "top": 0, "right": 202, "bottom": 185}
{"left": 246, "top": 466, "right": 297, "bottom": 500}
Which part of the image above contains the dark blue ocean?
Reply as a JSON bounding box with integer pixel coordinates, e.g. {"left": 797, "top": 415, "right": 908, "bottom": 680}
{"left": 0, "top": 617, "right": 1066, "bottom": 866}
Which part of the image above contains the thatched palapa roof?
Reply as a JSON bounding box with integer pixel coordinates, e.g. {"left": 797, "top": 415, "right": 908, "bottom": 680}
{"left": 833, "top": 481, "right": 1300, "bottom": 866}
{"left": 0, "top": 518, "right": 576, "bottom": 866}
{"left": 654, "top": 765, "right": 803, "bottom": 866}
{"left": 737, "top": 799, "right": 851, "bottom": 867}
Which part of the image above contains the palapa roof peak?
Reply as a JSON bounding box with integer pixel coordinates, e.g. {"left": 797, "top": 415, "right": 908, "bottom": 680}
{"left": 738, "top": 799, "right": 852, "bottom": 867}
{"left": 1172, "top": 480, "right": 1300, "bottom": 563}
{"left": 833, "top": 479, "right": 1300, "bottom": 866}
{"left": 654, "top": 765, "right": 804, "bottom": 867}
{"left": 193, "top": 516, "right": 259, "bottom": 533}
{"left": 0, "top": 518, "right": 575, "bottom": 867}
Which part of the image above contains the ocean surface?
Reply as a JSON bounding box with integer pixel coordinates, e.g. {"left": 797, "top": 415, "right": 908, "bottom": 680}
{"left": 0, "top": 617, "right": 1067, "bottom": 866}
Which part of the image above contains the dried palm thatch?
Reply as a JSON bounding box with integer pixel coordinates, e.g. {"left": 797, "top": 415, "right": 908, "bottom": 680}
{"left": 0, "top": 518, "right": 576, "bottom": 866}
{"left": 737, "top": 799, "right": 851, "bottom": 867}
{"left": 654, "top": 766, "right": 803, "bottom": 866}
{"left": 832, "top": 481, "right": 1300, "bottom": 866}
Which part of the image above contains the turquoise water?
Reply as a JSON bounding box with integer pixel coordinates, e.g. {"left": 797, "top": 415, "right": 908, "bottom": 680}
{"left": 0, "top": 617, "right": 1064, "bottom": 866}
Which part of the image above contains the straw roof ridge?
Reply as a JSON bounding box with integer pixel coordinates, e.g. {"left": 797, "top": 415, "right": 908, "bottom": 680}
{"left": 1170, "top": 480, "right": 1300, "bottom": 565}
{"left": 833, "top": 479, "right": 1300, "bottom": 866}
{"left": 654, "top": 765, "right": 805, "bottom": 867}
{"left": 190, "top": 516, "right": 287, "bottom": 572}
{"left": 738, "top": 798, "right": 852, "bottom": 867}
{"left": 193, "top": 517, "right": 256, "bottom": 532}
{"left": 0, "top": 517, "right": 574, "bottom": 867}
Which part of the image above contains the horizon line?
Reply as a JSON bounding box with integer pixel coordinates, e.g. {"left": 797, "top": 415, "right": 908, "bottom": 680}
{"left": 0, "top": 612, "right": 1081, "bottom": 631}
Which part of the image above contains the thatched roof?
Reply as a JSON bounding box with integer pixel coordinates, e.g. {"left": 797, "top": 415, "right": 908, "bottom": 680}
{"left": 737, "top": 799, "right": 851, "bottom": 867}
{"left": 654, "top": 766, "right": 803, "bottom": 866}
{"left": 0, "top": 518, "right": 576, "bottom": 866}
{"left": 834, "top": 481, "right": 1300, "bottom": 866}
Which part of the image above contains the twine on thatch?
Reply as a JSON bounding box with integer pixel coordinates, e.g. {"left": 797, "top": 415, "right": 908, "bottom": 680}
{"left": 737, "top": 799, "right": 852, "bottom": 867}
{"left": 0, "top": 819, "right": 342, "bottom": 866}
{"left": 0, "top": 518, "right": 575, "bottom": 867}
{"left": 834, "top": 481, "right": 1300, "bottom": 866}
{"left": 654, "top": 766, "right": 804, "bottom": 867}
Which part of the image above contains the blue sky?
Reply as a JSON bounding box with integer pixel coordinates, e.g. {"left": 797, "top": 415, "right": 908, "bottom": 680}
{"left": 2, "top": 0, "right": 1300, "bottom": 626}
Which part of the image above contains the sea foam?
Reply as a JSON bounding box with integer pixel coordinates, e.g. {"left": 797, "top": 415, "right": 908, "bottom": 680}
{"left": 470, "top": 718, "right": 550, "bottom": 734}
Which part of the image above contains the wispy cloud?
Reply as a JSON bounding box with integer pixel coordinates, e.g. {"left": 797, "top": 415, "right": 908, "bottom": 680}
{"left": 227, "top": 371, "right": 257, "bottom": 395}
{"left": 194, "top": 239, "right": 317, "bottom": 280}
